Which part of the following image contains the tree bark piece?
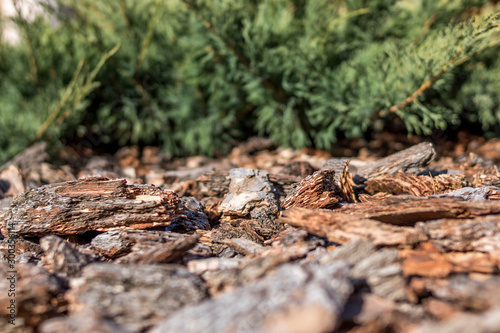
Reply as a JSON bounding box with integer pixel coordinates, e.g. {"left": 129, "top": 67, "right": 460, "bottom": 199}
{"left": 279, "top": 207, "right": 427, "bottom": 246}
{"left": 357, "top": 142, "right": 436, "bottom": 179}
{"left": 415, "top": 215, "right": 500, "bottom": 253}
{"left": 365, "top": 171, "right": 467, "bottom": 196}
{"left": 400, "top": 242, "right": 496, "bottom": 278}
{"left": 218, "top": 168, "right": 280, "bottom": 230}
{"left": 66, "top": 263, "right": 207, "bottom": 332}
{"left": 40, "top": 235, "right": 92, "bottom": 278}
{"left": 115, "top": 234, "right": 200, "bottom": 264}
{"left": 149, "top": 261, "right": 352, "bottom": 333}
{"left": 0, "top": 177, "right": 185, "bottom": 236}
{"left": 336, "top": 196, "right": 500, "bottom": 226}
{"left": 282, "top": 162, "right": 355, "bottom": 210}
{"left": 0, "top": 262, "right": 65, "bottom": 326}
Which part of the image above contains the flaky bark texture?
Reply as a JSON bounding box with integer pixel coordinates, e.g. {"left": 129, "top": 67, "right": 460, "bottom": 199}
{"left": 357, "top": 142, "right": 435, "bottom": 179}
{"left": 336, "top": 196, "right": 500, "bottom": 226}
{"left": 365, "top": 171, "right": 467, "bottom": 196}
{"left": 282, "top": 160, "right": 355, "bottom": 210}
{"left": 0, "top": 177, "right": 185, "bottom": 236}
{"left": 279, "top": 207, "right": 426, "bottom": 246}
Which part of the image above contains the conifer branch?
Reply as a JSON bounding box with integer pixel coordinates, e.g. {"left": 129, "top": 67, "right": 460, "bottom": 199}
{"left": 13, "top": 0, "right": 39, "bottom": 87}
{"left": 34, "top": 44, "right": 121, "bottom": 141}
{"left": 181, "top": 0, "right": 287, "bottom": 104}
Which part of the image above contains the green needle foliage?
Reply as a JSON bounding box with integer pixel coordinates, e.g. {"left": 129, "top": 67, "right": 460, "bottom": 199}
{"left": 0, "top": 0, "right": 499, "bottom": 164}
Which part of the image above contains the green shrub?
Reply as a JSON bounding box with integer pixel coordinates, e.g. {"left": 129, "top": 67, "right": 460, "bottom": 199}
{"left": 0, "top": 0, "right": 499, "bottom": 163}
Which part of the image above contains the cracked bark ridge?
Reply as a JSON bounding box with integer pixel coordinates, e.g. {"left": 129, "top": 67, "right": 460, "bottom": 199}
{"left": 282, "top": 163, "right": 355, "bottom": 210}
{"left": 218, "top": 168, "right": 280, "bottom": 229}
{"left": 0, "top": 177, "right": 185, "bottom": 236}
{"left": 150, "top": 260, "right": 352, "bottom": 333}
{"left": 357, "top": 142, "right": 436, "bottom": 179}
{"left": 336, "top": 196, "right": 500, "bottom": 226}
{"left": 365, "top": 171, "right": 467, "bottom": 196}
{"left": 415, "top": 215, "right": 500, "bottom": 253}
{"left": 279, "top": 207, "right": 426, "bottom": 246}
{"left": 66, "top": 263, "right": 207, "bottom": 332}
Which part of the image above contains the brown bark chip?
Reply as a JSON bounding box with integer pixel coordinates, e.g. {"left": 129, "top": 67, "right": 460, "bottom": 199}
{"left": 0, "top": 177, "right": 185, "bottom": 236}
{"left": 66, "top": 263, "right": 207, "bottom": 332}
{"left": 149, "top": 260, "right": 352, "bottom": 333}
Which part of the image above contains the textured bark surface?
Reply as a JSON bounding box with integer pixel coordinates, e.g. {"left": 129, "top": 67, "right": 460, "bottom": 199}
{"left": 3, "top": 136, "right": 500, "bottom": 333}
{"left": 279, "top": 207, "right": 426, "bottom": 246}
{"left": 150, "top": 260, "right": 352, "bottom": 333}
{"left": 365, "top": 171, "right": 467, "bottom": 196}
{"left": 66, "top": 263, "right": 207, "bottom": 332}
{"left": 357, "top": 142, "right": 436, "bottom": 179}
{"left": 336, "top": 196, "right": 500, "bottom": 225}
{"left": 0, "top": 177, "right": 185, "bottom": 236}
{"left": 282, "top": 160, "right": 355, "bottom": 210}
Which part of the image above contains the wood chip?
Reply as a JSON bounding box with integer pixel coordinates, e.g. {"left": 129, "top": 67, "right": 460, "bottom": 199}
{"left": 336, "top": 196, "right": 500, "bottom": 226}
{"left": 357, "top": 142, "right": 435, "bottom": 179}
{"left": 0, "top": 177, "right": 185, "bottom": 236}
{"left": 282, "top": 162, "right": 355, "bottom": 210}
{"left": 66, "top": 263, "right": 207, "bottom": 332}
{"left": 415, "top": 215, "right": 500, "bottom": 253}
{"left": 40, "top": 235, "right": 92, "bottom": 278}
{"left": 279, "top": 207, "right": 427, "bottom": 246}
{"left": 365, "top": 171, "right": 467, "bottom": 196}
{"left": 150, "top": 261, "right": 352, "bottom": 333}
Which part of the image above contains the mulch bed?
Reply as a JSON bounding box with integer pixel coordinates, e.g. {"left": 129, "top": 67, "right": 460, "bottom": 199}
{"left": 1, "top": 134, "right": 500, "bottom": 332}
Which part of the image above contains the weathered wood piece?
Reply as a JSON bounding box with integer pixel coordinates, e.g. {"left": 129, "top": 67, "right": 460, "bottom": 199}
{"left": 0, "top": 177, "right": 185, "bottom": 236}
{"left": 432, "top": 186, "right": 500, "bottom": 201}
{"left": 150, "top": 261, "right": 352, "bottom": 333}
{"left": 40, "top": 235, "right": 93, "bottom": 278}
{"left": 357, "top": 142, "right": 436, "bottom": 179}
{"left": 66, "top": 263, "right": 207, "bottom": 332}
{"left": 400, "top": 242, "right": 496, "bottom": 278}
{"left": 115, "top": 234, "right": 200, "bottom": 264}
{"left": 218, "top": 168, "right": 280, "bottom": 229}
{"left": 415, "top": 215, "right": 500, "bottom": 253}
{"left": 279, "top": 207, "right": 426, "bottom": 246}
{"left": 0, "top": 262, "right": 65, "bottom": 326}
{"left": 365, "top": 171, "right": 467, "bottom": 196}
{"left": 336, "top": 196, "right": 500, "bottom": 226}
{"left": 199, "top": 245, "right": 309, "bottom": 295}
{"left": 282, "top": 164, "right": 355, "bottom": 210}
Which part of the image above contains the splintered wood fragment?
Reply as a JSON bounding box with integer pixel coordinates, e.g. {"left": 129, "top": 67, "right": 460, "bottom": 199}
{"left": 399, "top": 242, "right": 496, "bottom": 278}
{"left": 115, "top": 234, "right": 200, "bottom": 264}
{"left": 365, "top": 171, "right": 467, "bottom": 196}
{"left": 279, "top": 207, "right": 426, "bottom": 246}
{"left": 322, "top": 158, "right": 356, "bottom": 202}
{"left": 336, "top": 196, "right": 500, "bottom": 226}
{"left": 0, "top": 177, "right": 185, "bottom": 236}
{"left": 282, "top": 163, "right": 355, "bottom": 210}
{"left": 357, "top": 142, "right": 436, "bottom": 179}
{"left": 415, "top": 215, "right": 500, "bottom": 253}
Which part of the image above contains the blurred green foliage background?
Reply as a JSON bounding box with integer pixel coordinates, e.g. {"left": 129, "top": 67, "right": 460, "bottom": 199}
{"left": 0, "top": 0, "right": 499, "bottom": 164}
